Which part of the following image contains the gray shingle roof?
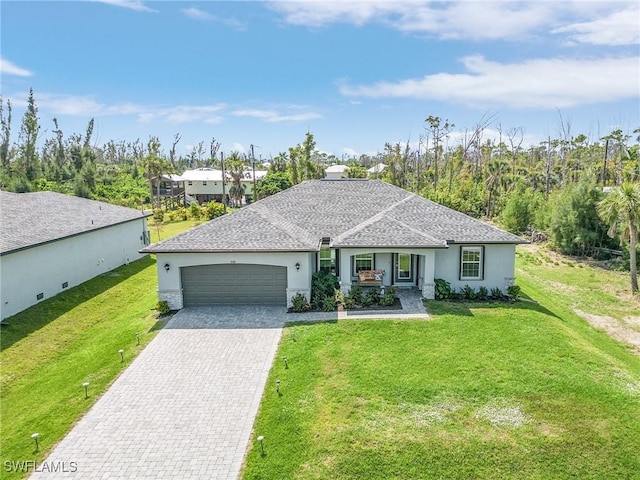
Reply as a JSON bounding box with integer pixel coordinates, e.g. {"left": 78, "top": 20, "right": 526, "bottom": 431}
{"left": 143, "top": 179, "right": 525, "bottom": 253}
{"left": 0, "top": 191, "right": 148, "bottom": 255}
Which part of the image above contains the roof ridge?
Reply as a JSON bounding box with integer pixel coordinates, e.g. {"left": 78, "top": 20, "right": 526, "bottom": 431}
{"left": 332, "top": 194, "right": 413, "bottom": 245}
{"left": 251, "top": 203, "right": 319, "bottom": 249}
{"left": 385, "top": 215, "right": 443, "bottom": 245}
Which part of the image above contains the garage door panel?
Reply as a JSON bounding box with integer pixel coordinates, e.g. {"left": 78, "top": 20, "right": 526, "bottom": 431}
{"left": 181, "top": 264, "right": 288, "bottom": 306}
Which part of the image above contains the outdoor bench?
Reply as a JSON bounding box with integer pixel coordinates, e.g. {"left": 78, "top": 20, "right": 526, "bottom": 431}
{"left": 358, "top": 269, "right": 384, "bottom": 286}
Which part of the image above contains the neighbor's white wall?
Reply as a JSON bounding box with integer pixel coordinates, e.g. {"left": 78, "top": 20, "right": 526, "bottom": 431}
{"left": 155, "top": 251, "right": 313, "bottom": 309}
{"left": 434, "top": 244, "right": 516, "bottom": 292}
{"left": 0, "top": 219, "right": 149, "bottom": 320}
{"left": 184, "top": 180, "right": 257, "bottom": 198}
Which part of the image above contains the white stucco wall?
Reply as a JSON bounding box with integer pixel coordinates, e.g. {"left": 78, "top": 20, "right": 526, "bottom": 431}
{"left": 184, "top": 180, "right": 257, "bottom": 197}
{"left": 155, "top": 251, "right": 314, "bottom": 309}
{"left": 433, "top": 244, "right": 516, "bottom": 292}
{"left": 0, "top": 219, "right": 149, "bottom": 320}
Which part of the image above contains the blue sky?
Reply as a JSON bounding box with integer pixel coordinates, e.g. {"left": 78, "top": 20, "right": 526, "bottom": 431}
{"left": 1, "top": 0, "right": 639, "bottom": 160}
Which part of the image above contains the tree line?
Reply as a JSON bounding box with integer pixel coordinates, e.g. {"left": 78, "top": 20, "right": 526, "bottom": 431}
{"left": 1, "top": 90, "right": 638, "bottom": 291}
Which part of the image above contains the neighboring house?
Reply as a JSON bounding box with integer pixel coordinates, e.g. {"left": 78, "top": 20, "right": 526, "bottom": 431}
{"left": 325, "top": 165, "right": 349, "bottom": 180}
{"left": 0, "top": 191, "right": 150, "bottom": 320}
{"left": 180, "top": 168, "right": 268, "bottom": 204}
{"left": 367, "top": 163, "right": 387, "bottom": 176}
{"left": 143, "top": 178, "right": 526, "bottom": 310}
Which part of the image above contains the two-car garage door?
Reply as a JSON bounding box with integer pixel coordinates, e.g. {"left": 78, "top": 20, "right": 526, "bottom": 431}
{"left": 181, "top": 264, "right": 287, "bottom": 307}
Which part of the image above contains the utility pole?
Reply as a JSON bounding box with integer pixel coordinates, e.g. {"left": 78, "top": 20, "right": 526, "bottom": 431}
{"left": 221, "top": 151, "right": 227, "bottom": 213}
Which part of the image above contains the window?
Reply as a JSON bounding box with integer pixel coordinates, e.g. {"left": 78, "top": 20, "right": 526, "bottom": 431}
{"left": 353, "top": 253, "right": 373, "bottom": 274}
{"left": 203, "top": 181, "right": 207, "bottom": 186}
{"left": 460, "top": 246, "right": 484, "bottom": 280}
{"left": 188, "top": 181, "right": 193, "bottom": 186}
{"left": 319, "top": 248, "right": 336, "bottom": 274}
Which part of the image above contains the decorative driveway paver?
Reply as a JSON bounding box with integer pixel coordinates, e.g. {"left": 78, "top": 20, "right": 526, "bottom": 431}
{"left": 29, "top": 291, "right": 428, "bottom": 479}
{"left": 30, "top": 307, "right": 287, "bottom": 480}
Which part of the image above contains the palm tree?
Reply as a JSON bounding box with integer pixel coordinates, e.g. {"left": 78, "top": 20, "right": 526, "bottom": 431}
{"left": 225, "top": 152, "right": 247, "bottom": 207}
{"left": 598, "top": 183, "right": 640, "bottom": 294}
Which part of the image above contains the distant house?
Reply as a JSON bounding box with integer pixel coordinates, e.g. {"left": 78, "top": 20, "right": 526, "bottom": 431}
{"left": 367, "top": 163, "right": 387, "bottom": 176}
{"left": 325, "top": 165, "right": 350, "bottom": 180}
{"left": 143, "top": 177, "right": 525, "bottom": 310}
{"left": 0, "top": 191, "right": 150, "bottom": 320}
{"left": 172, "top": 168, "right": 268, "bottom": 204}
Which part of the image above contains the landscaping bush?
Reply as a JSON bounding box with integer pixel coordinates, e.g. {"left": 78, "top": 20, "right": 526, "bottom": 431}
{"left": 156, "top": 300, "right": 170, "bottom": 314}
{"left": 477, "top": 286, "right": 488, "bottom": 300}
{"left": 321, "top": 295, "right": 337, "bottom": 312}
{"left": 507, "top": 284, "right": 522, "bottom": 300}
{"left": 461, "top": 284, "right": 476, "bottom": 300}
{"left": 291, "top": 293, "right": 310, "bottom": 313}
{"left": 379, "top": 286, "right": 397, "bottom": 306}
{"left": 153, "top": 208, "right": 164, "bottom": 223}
{"left": 347, "top": 285, "right": 364, "bottom": 305}
{"left": 366, "top": 288, "right": 380, "bottom": 305}
{"left": 490, "top": 287, "right": 504, "bottom": 300}
{"left": 177, "top": 207, "right": 189, "bottom": 221}
{"left": 189, "top": 201, "right": 202, "bottom": 220}
{"left": 360, "top": 294, "right": 373, "bottom": 307}
{"left": 434, "top": 278, "right": 452, "bottom": 300}
{"left": 311, "top": 271, "right": 340, "bottom": 309}
{"left": 204, "top": 201, "right": 225, "bottom": 220}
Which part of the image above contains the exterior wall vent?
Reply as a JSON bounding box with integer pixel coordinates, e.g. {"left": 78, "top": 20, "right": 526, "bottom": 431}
{"left": 62, "top": 282, "right": 69, "bottom": 289}
{"left": 36, "top": 293, "right": 44, "bottom": 301}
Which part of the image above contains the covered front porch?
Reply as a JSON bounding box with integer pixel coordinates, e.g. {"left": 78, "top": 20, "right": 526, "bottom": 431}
{"left": 323, "top": 248, "right": 438, "bottom": 299}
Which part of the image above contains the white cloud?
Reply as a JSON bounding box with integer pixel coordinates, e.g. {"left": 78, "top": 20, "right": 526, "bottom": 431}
{"left": 0, "top": 57, "right": 33, "bottom": 77}
{"left": 269, "top": 1, "right": 554, "bottom": 40}
{"left": 16, "top": 92, "right": 226, "bottom": 123}
{"left": 232, "top": 107, "right": 322, "bottom": 122}
{"left": 181, "top": 7, "right": 247, "bottom": 30}
{"left": 339, "top": 55, "right": 640, "bottom": 109}
{"left": 552, "top": 7, "right": 640, "bottom": 46}
{"left": 229, "top": 142, "right": 246, "bottom": 153}
{"left": 94, "top": 0, "right": 157, "bottom": 13}
{"left": 181, "top": 7, "right": 216, "bottom": 21}
{"left": 270, "top": 1, "right": 639, "bottom": 44}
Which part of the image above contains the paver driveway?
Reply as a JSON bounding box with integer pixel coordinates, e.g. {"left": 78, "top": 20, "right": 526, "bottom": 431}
{"left": 30, "top": 307, "right": 289, "bottom": 480}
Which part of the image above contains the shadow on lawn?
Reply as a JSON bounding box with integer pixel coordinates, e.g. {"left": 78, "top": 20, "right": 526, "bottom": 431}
{"left": 0, "top": 256, "right": 155, "bottom": 351}
{"left": 425, "top": 294, "right": 561, "bottom": 320}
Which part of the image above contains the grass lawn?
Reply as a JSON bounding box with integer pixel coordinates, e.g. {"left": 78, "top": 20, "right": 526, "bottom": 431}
{"left": 147, "top": 218, "right": 202, "bottom": 243}
{"left": 242, "top": 246, "right": 640, "bottom": 479}
{"left": 0, "top": 219, "right": 197, "bottom": 480}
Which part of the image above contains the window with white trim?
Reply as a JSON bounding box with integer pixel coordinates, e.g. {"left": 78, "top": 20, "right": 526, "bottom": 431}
{"left": 460, "top": 246, "right": 483, "bottom": 280}
{"left": 319, "top": 248, "right": 336, "bottom": 274}
{"left": 353, "top": 253, "right": 373, "bottom": 274}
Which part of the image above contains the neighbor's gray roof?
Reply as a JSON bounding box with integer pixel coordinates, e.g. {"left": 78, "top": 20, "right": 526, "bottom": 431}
{"left": 143, "top": 180, "right": 525, "bottom": 254}
{"left": 0, "top": 191, "right": 148, "bottom": 255}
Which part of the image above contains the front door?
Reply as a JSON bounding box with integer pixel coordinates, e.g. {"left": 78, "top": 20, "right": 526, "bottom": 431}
{"left": 394, "top": 253, "right": 413, "bottom": 284}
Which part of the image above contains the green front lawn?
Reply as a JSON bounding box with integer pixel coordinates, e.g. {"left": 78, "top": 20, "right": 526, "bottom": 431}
{"left": 242, "top": 247, "right": 640, "bottom": 479}
{"left": 1, "top": 219, "right": 199, "bottom": 480}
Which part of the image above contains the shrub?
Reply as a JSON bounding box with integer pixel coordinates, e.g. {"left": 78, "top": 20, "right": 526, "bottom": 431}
{"left": 490, "top": 287, "right": 504, "bottom": 300}
{"left": 189, "top": 201, "right": 202, "bottom": 220}
{"left": 156, "top": 300, "right": 170, "bottom": 315}
{"left": 434, "top": 278, "right": 452, "bottom": 300}
{"left": 461, "top": 284, "right": 476, "bottom": 300}
{"left": 507, "top": 285, "right": 522, "bottom": 300}
{"left": 311, "top": 271, "right": 340, "bottom": 309}
{"left": 321, "top": 295, "right": 337, "bottom": 312}
{"left": 360, "top": 295, "right": 373, "bottom": 307}
{"left": 204, "top": 201, "right": 225, "bottom": 220}
{"left": 477, "top": 286, "right": 488, "bottom": 300}
{"left": 177, "top": 207, "right": 189, "bottom": 221}
{"left": 343, "top": 296, "right": 356, "bottom": 309}
{"left": 153, "top": 208, "right": 164, "bottom": 223}
{"left": 166, "top": 210, "right": 177, "bottom": 222}
{"left": 366, "top": 288, "right": 380, "bottom": 305}
{"left": 347, "top": 285, "right": 364, "bottom": 305}
{"left": 379, "top": 286, "right": 397, "bottom": 306}
{"left": 291, "top": 293, "right": 310, "bottom": 313}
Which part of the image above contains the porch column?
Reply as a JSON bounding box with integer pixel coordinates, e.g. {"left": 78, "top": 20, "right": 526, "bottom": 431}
{"left": 338, "top": 248, "right": 352, "bottom": 295}
{"left": 420, "top": 250, "right": 436, "bottom": 299}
